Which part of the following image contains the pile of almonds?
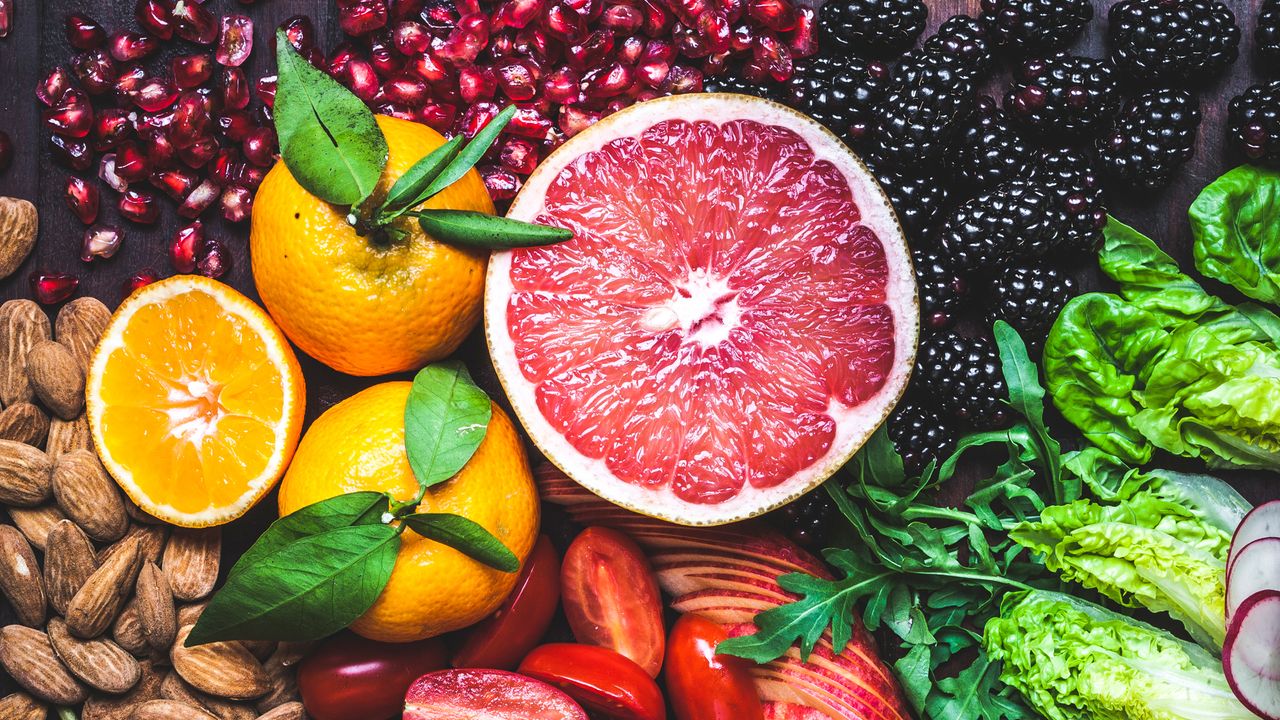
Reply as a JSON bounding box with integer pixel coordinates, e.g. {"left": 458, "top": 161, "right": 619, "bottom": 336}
{"left": 0, "top": 295, "right": 305, "bottom": 720}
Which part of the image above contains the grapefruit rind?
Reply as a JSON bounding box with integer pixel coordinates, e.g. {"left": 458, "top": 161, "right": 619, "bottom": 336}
{"left": 487, "top": 94, "right": 917, "bottom": 526}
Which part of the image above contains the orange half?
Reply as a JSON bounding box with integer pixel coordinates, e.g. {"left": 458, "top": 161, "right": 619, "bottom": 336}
{"left": 86, "top": 276, "right": 306, "bottom": 527}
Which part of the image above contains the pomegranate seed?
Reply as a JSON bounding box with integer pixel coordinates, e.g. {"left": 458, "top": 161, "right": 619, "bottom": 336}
{"left": 210, "top": 149, "right": 248, "bottom": 186}
{"left": 343, "top": 60, "right": 380, "bottom": 101}
{"left": 499, "top": 0, "right": 545, "bottom": 29}
{"left": 638, "top": 39, "right": 675, "bottom": 86}
{"left": 251, "top": 76, "right": 276, "bottom": 109}
{"left": 221, "top": 186, "right": 253, "bottom": 223}
{"left": 600, "top": 4, "right": 642, "bottom": 33}
{"left": 507, "top": 105, "right": 555, "bottom": 139}
{"left": 170, "top": 221, "right": 203, "bottom": 272}
{"left": 50, "top": 136, "right": 94, "bottom": 172}
{"left": 559, "top": 104, "right": 601, "bottom": 136}
{"left": 140, "top": 128, "right": 178, "bottom": 168}
{"left": 0, "top": 0, "right": 10, "bottom": 38}
{"left": 215, "top": 111, "right": 255, "bottom": 142}
{"left": 98, "top": 154, "right": 128, "bottom": 192}
{"left": 439, "top": 14, "right": 491, "bottom": 63}
{"left": 327, "top": 42, "right": 359, "bottom": 77}
{"left": 419, "top": 102, "right": 459, "bottom": 132}
{"left": 114, "top": 143, "right": 151, "bottom": 183}
{"left": 122, "top": 269, "right": 160, "bottom": 298}
{"left": 498, "top": 137, "right": 538, "bottom": 173}
{"left": 150, "top": 167, "right": 198, "bottom": 200}
{"left": 542, "top": 66, "right": 582, "bottom": 104}
{"left": 662, "top": 63, "right": 704, "bottom": 93}
{"left": 391, "top": 0, "right": 428, "bottom": 20}
{"left": 618, "top": 34, "right": 645, "bottom": 64}
{"left": 196, "top": 237, "right": 231, "bottom": 278}
{"left": 459, "top": 102, "right": 500, "bottom": 138}
{"left": 30, "top": 272, "right": 80, "bottom": 306}
{"left": 133, "top": 76, "right": 179, "bottom": 113}
{"left": 220, "top": 68, "right": 251, "bottom": 110}
{"left": 71, "top": 50, "right": 117, "bottom": 95}
{"left": 172, "top": 90, "right": 212, "bottom": 148}
{"left": 92, "top": 109, "right": 133, "bottom": 150}
{"left": 406, "top": 51, "right": 449, "bottom": 84}
{"left": 752, "top": 32, "right": 791, "bottom": 81}
{"left": 65, "top": 176, "right": 99, "bottom": 224}
{"left": 279, "top": 15, "right": 317, "bottom": 55}
{"left": 179, "top": 179, "right": 220, "bottom": 218}
{"left": 37, "top": 67, "right": 74, "bottom": 107}
{"left": 119, "top": 189, "right": 160, "bottom": 224}
{"left": 567, "top": 29, "right": 614, "bottom": 69}
{"left": 171, "top": 54, "right": 214, "bottom": 89}
{"left": 386, "top": 73, "right": 431, "bottom": 106}
{"left": 243, "top": 127, "right": 278, "bottom": 167}
{"left": 338, "top": 0, "right": 390, "bottom": 35}
{"left": 479, "top": 164, "right": 521, "bottom": 200}
{"left": 583, "top": 62, "right": 634, "bottom": 98}
{"left": 240, "top": 166, "right": 267, "bottom": 188}
{"left": 749, "top": 0, "right": 793, "bottom": 28}
{"left": 542, "top": 4, "right": 585, "bottom": 42}
{"left": 784, "top": 6, "right": 817, "bottom": 58}
{"left": 113, "top": 65, "right": 147, "bottom": 103}
{"left": 369, "top": 33, "right": 404, "bottom": 77}
{"left": 458, "top": 66, "right": 497, "bottom": 104}
{"left": 495, "top": 61, "right": 540, "bottom": 101}
{"left": 393, "top": 21, "right": 433, "bottom": 55}
{"left": 44, "top": 89, "right": 94, "bottom": 138}
{"left": 135, "top": 0, "right": 174, "bottom": 40}
{"left": 110, "top": 31, "right": 160, "bottom": 62}
{"left": 172, "top": 0, "right": 217, "bottom": 44}
{"left": 180, "top": 136, "right": 219, "bottom": 168}
{"left": 638, "top": 0, "right": 671, "bottom": 34}
{"left": 80, "top": 225, "right": 123, "bottom": 262}
{"left": 216, "top": 15, "right": 254, "bottom": 66}
{"left": 0, "top": 132, "right": 11, "bottom": 175}
{"left": 65, "top": 14, "right": 106, "bottom": 50}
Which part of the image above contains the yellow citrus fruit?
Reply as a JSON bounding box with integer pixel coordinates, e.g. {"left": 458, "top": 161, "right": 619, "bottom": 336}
{"left": 278, "top": 382, "right": 539, "bottom": 642}
{"left": 250, "top": 115, "right": 495, "bottom": 377}
{"left": 86, "top": 276, "right": 306, "bottom": 527}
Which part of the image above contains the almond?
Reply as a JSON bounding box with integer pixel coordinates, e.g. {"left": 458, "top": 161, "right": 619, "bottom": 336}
{"left": 67, "top": 536, "right": 143, "bottom": 639}
{"left": 125, "top": 495, "right": 164, "bottom": 525}
{"left": 26, "top": 340, "right": 85, "bottom": 420}
{"left": 171, "top": 625, "right": 271, "bottom": 701}
{"left": 0, "top": 525, "right": 46, "bottom": 627}
{"left": 0, "top": 299, "right": 51, "bottom": 407}
{"left": 0, "top": 692, "right": 46, "bottom": 720}
{"left": 7, "top": 504, "right": 67, "bottom": 551}
{"left": 45, "top": 519, "right": 98, "bottom": 616}
{"left": 82, "top": 659, "right": 164, "bottom": 720}
{"left": 111, "top": 599, "right": 148, "bottom": 658}
{"left": 0, "top": 403, "right": 49, "bottom": 446}
{"left": 162, "top": 673, "right": 257, "bottom": 720}
{"left": 0, "top": 624, "right": 88, "bottom": 706}
{"left": 129, "top": 699, "right": 219, "bottom": 720}
{"left": 177, "top": 602, "right": 208, "bottom": 628}
{"left": 47, "top": 617, "right": 142, "bottom": 694}
{"left": 0, "top": 198, "right": 37, "bottom": 281}
{"left": 0, "top": 439, "right": 53, "bottom": 506}
{"left": 55, "top": 297, "right": 111, "bottom": 371}
{"left": 162, "top": 528, "right": 220, "bottom": 602}
{"left": 100, "top": 524, "right": 169, "bottom": 567}
{"left": 46, "top": 413, "right": 91, "bottom": 460}
{"left": 135, "top": 562, "right": 177, "bottom": 653}
{"left": 52, "top": 449, "right": 128, "bottom": 542}
{"left": 253, "top": 644, "right": 306, "bottom": 714}
{"left": 256, "top": 702, "right": 305, "bottom": 720}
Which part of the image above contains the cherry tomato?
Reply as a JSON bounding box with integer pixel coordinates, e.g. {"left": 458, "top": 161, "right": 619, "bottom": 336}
{"left": 518, "top": 643, "right": 667, "bottom": 720}
{"left": 453, "top": 534, "right": 561, "bottom": 670}
{"left": 561, "top": 526, "right": 665, "bottom": 676}
{"left": 665, "top": 614, "right": 765, "bottom": 720}
{"left": 298, "top": 632, "right": 448, "bottom": 720}
{"left": 404, "top": 669, "right": 588, "bottom": 719}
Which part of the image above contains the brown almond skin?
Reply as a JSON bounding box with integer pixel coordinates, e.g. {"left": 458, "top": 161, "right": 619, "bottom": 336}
{"left": 253, "top": 643, "right": 308, "bottom": 714}
{"left": 135, "top": 562, "right": 177, "bottom": 653}
{"left": 0, "top": 299, "right": 51, "bottom": 407}
{"left": 0, "top": 198, "right": 37, "bottom": 281}
{"left": 256, "top": 702, "right": 305, "bottom": 720}
{"left": 0, "top": 691, "right": 46, "bottom": 720}
{"left": 82, "top": 659, "right": 164, "bottom": 720}
{"left": 100, "top": 524, "right": 169, "bottom": 567}
{"left": 44, "top": 519, "right": 98, "bottom": 616}
{"left": 0, "top": 403, "right": 49, "bottom": 447}
{"left": 0, "top": 525, "right": 46, "bottom": 627}
{"left": 0, "top": 625, "right": 88, "bottom": 706}
{"left": 66, "top": 536, "right": 143, "bottom": 639}
{"left": 7, "top": 505, "right": 66, "bottom": 551}
{"left": 163, "top": 528, "right": 221, "bottom": 602}
{"left": 26, "top": 340, "right": 85, "bottom": 420}
{"left": 45, "top": 414, "right": 91, "bottom": 460}
{"left": 52, "top": 449, "right": 128, "bottom": 542}
{"left": 47, "top": 617, "right": 142, "bottom": 694}
{"left": 160, "top": 673, "right": 259, "bottom": 720}
{"left": 55, "top": 297, "right": 111, "bottom": 371}
{"left": 129, "top": 700, "right": 219, "bottom": 720}
{"left": 177, "top": 602, "right": 207, "bottom": 628}
{"left": 0, "top": 439, "right": 53, "bottom": 507}
{"left": 171, "top": 625, "right": 271, "bottom": 701}
{"left": 111, "top": 599, "right": 148, "bottom": 658}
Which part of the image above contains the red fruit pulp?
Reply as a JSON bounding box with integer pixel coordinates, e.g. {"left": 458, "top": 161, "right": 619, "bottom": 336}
{"left": 404, "top": 669, "right": 588, "bottom": 720}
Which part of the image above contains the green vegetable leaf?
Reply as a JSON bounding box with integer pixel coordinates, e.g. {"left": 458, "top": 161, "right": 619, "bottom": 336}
{"left": 228, "top": 492, "right": 391, "bottom": 578}
{"left": 416, "top": 210, "right": 574, "bottom": 249}
{"left": 420, "top": 105, "right": 517, "bottom": 199}
{"left": 187, "top": 524, "right": 400, "bottom": 645}
{"left": 273, "top": 31, "right": 388, "bottom": 206}
{"left": 404, "top": 362, "right": 492, "bottom": 493}
{"left": 993, "top": 321, "right": 1068, "bottom": 503}
{"left": 1190, "top": 165, "right": 1280, "bottom": 305}
{"left": 401, "top": 513, "right": 519, "bottom": 572}
{"left": 380, "top": 134, "right": 465, "bottom": 216}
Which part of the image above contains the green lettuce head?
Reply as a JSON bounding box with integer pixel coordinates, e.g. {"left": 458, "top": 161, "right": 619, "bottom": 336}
{"left": 1190, "top": 165, "right": 1280, "bottom": 305}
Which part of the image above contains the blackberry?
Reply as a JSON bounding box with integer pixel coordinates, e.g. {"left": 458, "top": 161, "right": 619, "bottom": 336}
{"left": 986, "top": 264, "right": 1077, "bottom": 349}
{"left": 1005, "top": 54, "right": 1122, "bottom": 138}
{"left": 888, "top": 400, "right": 957, "bottom": 476}
{"left": 979, "top": 0, "right": 1094, "bottom": 53}
{"left": 1098, "top": 89, "right": 1201, "bottom": 191}
{"left": 914, "top": 248, "right": 969, "bottom": 331}
{"left": 1229, "top": 81, "right": 1280, "bottom": 167}
{"left": 786, "top": 55, "right": 890, "bottom": 144}
{"left": 916, "top": 332, "right": 1011, "bottom": 428}
{"left": 1029, "top": 147, "right": 1107, "bottom": 254}
{"left": 871, "top": 64, "right": 976, "bottom": 168}
{"left": 704, "top": 72, "right": 785, "bottom": 102}
{"left": 773, "top": 490, "right": 837, "bottom": 549}
{"left": 1108, "top": 0, "right": 1241, "bottom": 84}
{"left": 945, "top": 96, "right": 1036, "bottom": 190}
{"left": 871, "top": 164, "right": 952, "bottom": 237}
{"left": 922, "top": 15, "right": 995, "bottom": 78}
{"left": 938, "top": 179, "right": 1064, "bottom": 270}
{"left": 821, "top": 0, "right": 928, "bottom": 59}
{"left": 1261, "top": 0, "right": 1280, "bottom": 68}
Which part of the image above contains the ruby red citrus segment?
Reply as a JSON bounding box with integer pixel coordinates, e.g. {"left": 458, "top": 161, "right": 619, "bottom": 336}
{"left": 504, "top": 116, "right": 896, "bottom": 506}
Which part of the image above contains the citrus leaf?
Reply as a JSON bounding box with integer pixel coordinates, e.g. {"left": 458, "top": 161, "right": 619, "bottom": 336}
{"left": 380, "top": 134, "right": 465, "bottom": 216}
{"left": 186, "top": 524, "right": 399, "bottom": 645}
{"left": 274, "top": 31, "right": 387, "bottom": 206}
{"left": 416, "top": 210, "right": 574, "bottom": 248}
{"left": 405, "top": 362, "right": 491, "bottom": 492}
{"left": 228, "top": 492, "right": 391, "bottom": 578}
{"left": 402, "top": 513, "right": 519, "bottom": 572}
{"left": 419, "top": 104, "right": 517, "bottom": 199}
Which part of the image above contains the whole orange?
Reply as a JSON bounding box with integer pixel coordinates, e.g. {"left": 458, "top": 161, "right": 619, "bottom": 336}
{"left": 277, "top": 382, "right": 539, "bottom": 642}
{"left": 250, "top": 116, "right": 494, "bottom": 377}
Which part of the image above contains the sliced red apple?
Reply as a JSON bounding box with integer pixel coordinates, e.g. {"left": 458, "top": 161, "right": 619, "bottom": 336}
{"left": 1224, "top": 590, "right": 1280, "bottom": 719}
{"left": 763, "top": 701, "right": 837, "bottom": 720}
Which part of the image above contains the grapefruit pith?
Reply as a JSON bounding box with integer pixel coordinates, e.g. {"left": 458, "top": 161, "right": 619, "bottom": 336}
{"left": 486, "top": 94, "right": 917, "bottom": 525}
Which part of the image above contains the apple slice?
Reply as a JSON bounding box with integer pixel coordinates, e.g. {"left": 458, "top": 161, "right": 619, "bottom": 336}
{"left": 403, "top": 669, "right": 587, "bottom": 720}
{"left": 1227, "top": 538, "right": 1280, "bottom": 620}
{"left": 1231, "top": 501, "right": 1280, "bottom": 574}
{"left": 764, "top": 700, "right": 838, "bottom": 719}
{"left": 671, "top": 589, "right": 783, "bottom": 624}
{"left": 1224, "top": 590, "right": 1280, "bottom": 719}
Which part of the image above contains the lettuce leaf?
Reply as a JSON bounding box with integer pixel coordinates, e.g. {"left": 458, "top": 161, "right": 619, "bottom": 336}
{"left": 1190, "top": 165, "right": 1280, "bottom": 305}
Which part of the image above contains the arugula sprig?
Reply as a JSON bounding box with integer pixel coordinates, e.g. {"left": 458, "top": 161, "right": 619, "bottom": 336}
{"left": 273, "top": 32, "right": 571, "bottom": 249}
{"left": 187, "top": 362, "right": 516, "bottom": 647}
{"left": 718, "top": 322, "right": 1068, "bottom": 720}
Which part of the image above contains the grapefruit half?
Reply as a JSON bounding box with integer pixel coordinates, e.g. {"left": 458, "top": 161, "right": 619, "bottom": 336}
{"left": 486, "top": 94, "right": 917, "bottom": 525}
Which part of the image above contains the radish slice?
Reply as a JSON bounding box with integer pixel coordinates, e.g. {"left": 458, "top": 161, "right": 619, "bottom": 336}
{"left": 1227, "top": 538, "right": 1280, "bottom": 620}
{"left": 1230, "top": 501, "right": 1280, "bottom": 574}
{"left": 1224, "top": 590, "right": 1280, "bottom": 719}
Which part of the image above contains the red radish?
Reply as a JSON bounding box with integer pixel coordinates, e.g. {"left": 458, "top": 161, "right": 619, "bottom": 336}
{"left": 1228, "top": 538, "right": 1280, "bottom": 620}
{"left": 403, "top": 669, "right": 588, "bottom": 720}
{"left": 1230, "top": 501, "right": 1280, "bottom": 574}
{"left": 1224, "top": 590, "right": 1280, "bottom": 719}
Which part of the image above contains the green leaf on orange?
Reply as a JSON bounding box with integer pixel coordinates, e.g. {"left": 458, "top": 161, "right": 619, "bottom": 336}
{"left": 404, "top": 362, "right": 492, "bottom": 493}
{"left": 227, "top": 491, "right": 391, "bottom": 579}
{"left": 419, "top": 104, "right": 518, "bottom": 200}
{"left": 380, "top": 133, "right": 465, "bottom": 217}
{"left": 415, "top": 210, "right": 573, "bottom": 249}
{"left": 401, "top": 513, "right": 519, "bottom": 572}
{"left": 273, "top": 30, "right": 387, "bottom": 207}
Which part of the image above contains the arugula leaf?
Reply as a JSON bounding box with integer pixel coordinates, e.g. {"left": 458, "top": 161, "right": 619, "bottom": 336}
{"left": 228, "top": 492, "right": 391, "bottom": 578}
{"left": 994, "top": 321, "right": 1069, "bottom": 504}
{"left": 273, "top": 32, "right": 387, "bottom": 206}
{"left": 416, "top": 210, "right": 574, "bottom": 249}
{"left": 380, "top": 134, "right": 465, "bottom": 216}
{"left": 420, "top": 105, "right": 517, "bottom": 200}
{"left": 401, "top": 513, "right": 519, "bottom": 572}
{"left": 404, "top": 362, "right": 492, "bottom": 493}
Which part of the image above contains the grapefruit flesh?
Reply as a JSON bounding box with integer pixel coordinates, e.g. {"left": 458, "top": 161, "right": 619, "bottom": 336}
{"left": 488, "top": 94, "right": 916, "bottom": 525}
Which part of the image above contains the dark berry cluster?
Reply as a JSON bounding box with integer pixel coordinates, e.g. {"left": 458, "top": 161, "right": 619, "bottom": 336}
{"left": 980, "top": 0, "right": 1094, "bottom": 53}
{"left": 1098, "top": 90, "right": 1202, "bottom": 190}
{"left": 1229, "top": 82, "right": 1280, "bottom": 167}
{"left": 1107, "top": 0, "right": 1241, "bottom": 83}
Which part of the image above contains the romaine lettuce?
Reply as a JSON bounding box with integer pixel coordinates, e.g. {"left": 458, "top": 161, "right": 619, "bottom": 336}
{"left": 1190, "top": 165, "right": 1280, "bottom": 305}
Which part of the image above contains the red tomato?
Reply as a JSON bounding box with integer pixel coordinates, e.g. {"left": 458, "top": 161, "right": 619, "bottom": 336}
{"left": 560, "top": 526, "right": 665, "bottom": 676}
{"left": 665, "top": 614, "right": 765, "bottom": 720}
{"left": 404, "top": 669, "right": 587, "bottom": 719}
{"left": 298, "top": 632, "right": 448, "bottom": 720}
{"left": 453, "top": 534, "right": 561, "bottom": 670}
{"left": 517, "top": 643, "right": 667, "bottom": 720}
